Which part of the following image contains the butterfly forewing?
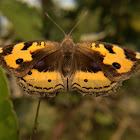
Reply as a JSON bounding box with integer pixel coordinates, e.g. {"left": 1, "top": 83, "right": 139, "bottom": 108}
{"left": 0, "top": 41, "right": 60, "bottom": 77}
{"left": 76, "top": 42, "right": 140, "bottom": 80}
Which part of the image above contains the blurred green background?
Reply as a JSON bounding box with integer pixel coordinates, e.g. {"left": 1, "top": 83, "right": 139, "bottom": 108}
{"left": 0, "top": 0, "right": 140, "bottom": 140}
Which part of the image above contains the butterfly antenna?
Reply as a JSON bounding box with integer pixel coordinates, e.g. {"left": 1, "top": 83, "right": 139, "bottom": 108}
{"left": 68, "top": 11, "right": 88, "bottom": 36}
{"left": 45, "top": 13, "right": 66, "bottom": 36}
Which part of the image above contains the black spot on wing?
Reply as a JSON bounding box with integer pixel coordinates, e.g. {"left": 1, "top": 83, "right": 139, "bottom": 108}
{"left": 84, "top": 79, "right": 88, "bottom": 82}
{"left": 48, "top": 79, "right": 51, "bottom": 82}
{"left": 112, "top": 62, "right": 121, "bottom": 69}
{"left": 104, "top": 44, "right": 115, "bottom": 54}
{"left": 22, "top": 42, "right": 33, "bottom": 50}
{"left": 16, "top": 58, "right": 23, "bottom": 64}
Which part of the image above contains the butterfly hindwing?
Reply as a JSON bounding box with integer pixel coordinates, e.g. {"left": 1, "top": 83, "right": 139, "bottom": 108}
{"left": 17, "top": 50, "right": 66, "bottom": 96}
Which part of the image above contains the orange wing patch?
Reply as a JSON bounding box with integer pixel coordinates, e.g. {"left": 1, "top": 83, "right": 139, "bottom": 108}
{"left": 91, "top": 43, "right": 109, "bottom": 55}
{"left": 91, "top": 43, "right": 134, "bottom": 73}
{"left": 136, "top": 52, "right": 140, "bottom": 59}
{"left": 28, "top": 42, "right": 45, "bottom": 53}
{"left": 103, "top": 45, "right": 133, "bottom": 73}
{"left": 4, "top": 42, "right": 45, "bottom": 69}
{"left": 0, "top": 47, "right": 3, "bottom": 53}
{"left": 18, "top": 69, "right": 65, "bottom": 94}
{"left": 70, "top": 71, "right": 119, "bottom": 95}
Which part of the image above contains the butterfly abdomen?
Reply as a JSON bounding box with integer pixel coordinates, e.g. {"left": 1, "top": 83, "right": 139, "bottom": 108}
{"left": 61, "top": 52, "right": 74, "bottom": 77}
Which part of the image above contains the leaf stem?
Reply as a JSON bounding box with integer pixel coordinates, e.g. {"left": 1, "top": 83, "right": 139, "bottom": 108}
{"left": 30, "top": 98, "right": 42, "bottom": 140}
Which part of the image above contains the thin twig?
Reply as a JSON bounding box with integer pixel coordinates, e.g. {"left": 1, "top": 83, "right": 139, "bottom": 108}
{"left": 30, "top": 98, "right": 42, "bottom": 140}
{"left": 110, "top": 117, "right": 130, "bottom": 140}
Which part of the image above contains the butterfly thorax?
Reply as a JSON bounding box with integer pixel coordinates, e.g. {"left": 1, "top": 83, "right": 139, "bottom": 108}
{"left": 61, "top": 36, "right": 75, "bottom": 54}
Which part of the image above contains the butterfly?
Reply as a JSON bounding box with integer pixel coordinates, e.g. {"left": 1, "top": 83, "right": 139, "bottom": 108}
{"left": 0, "top": 14, "right": 140, "bottom": 97}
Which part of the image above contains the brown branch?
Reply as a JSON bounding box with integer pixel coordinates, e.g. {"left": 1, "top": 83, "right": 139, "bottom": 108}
{"left": 110, "top": 117, "right": 131, "bottom": 140}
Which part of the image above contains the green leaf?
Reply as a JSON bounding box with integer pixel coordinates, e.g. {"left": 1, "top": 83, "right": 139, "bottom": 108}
{"left": 0, "top": 68, "right": 19, "bottom": 140}
{"left": 130, "top": 12, "right": 140, "bottom": 32}
{"left": 0, "top": 0, "right": 44, "bottom": 41}
{"left": 95, "top": 112, "right": 113, "bottom": 125}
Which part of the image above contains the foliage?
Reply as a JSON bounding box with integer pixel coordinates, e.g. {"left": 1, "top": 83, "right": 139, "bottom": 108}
{"left": 0, "top": 68, "right": 19, "bottom": 140}
{"left": 0, "top": 0, "right": 43, "bottom": 41}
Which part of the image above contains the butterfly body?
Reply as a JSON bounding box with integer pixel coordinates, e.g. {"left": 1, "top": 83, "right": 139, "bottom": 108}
{"left": 0, "top": 35, "right": 140, "bottom": 97}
